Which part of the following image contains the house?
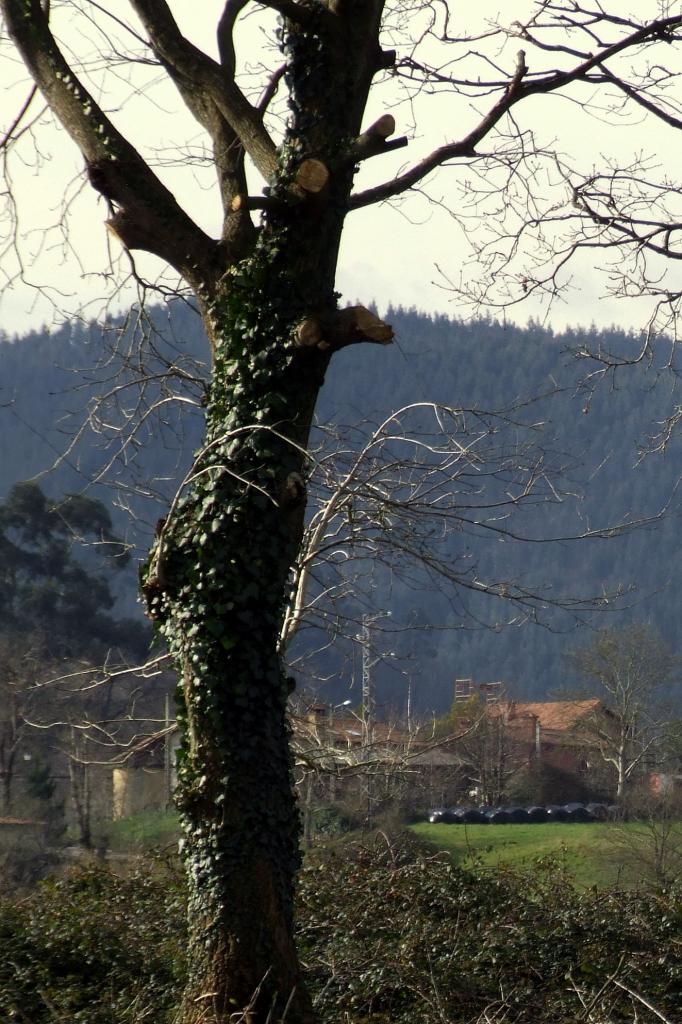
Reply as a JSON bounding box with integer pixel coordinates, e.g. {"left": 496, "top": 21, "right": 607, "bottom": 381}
{"left": 298, "top": 690, "right": 615, "bottom": 807}
{"left": 494, "top": 697, "right": 610, "bottom": 775}
{"left": 431, "top": 680, "right": 624, "bottom": 802}
{"left": 452, "top": 679, "right": 611, "bottom": 770}
{"left": 648, "top": 772, "right": 682, "bottom": 798}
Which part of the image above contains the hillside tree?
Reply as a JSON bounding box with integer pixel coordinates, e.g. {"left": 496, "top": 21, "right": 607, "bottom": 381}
{"left": 0, "top": 632, "right": 46, "bottom": 814}
{"left": 4, "top": 3, "right": 682, "bottom": 1022}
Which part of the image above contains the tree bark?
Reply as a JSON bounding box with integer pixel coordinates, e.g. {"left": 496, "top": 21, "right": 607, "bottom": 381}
{"left": 145, "top": 278, "right": 327, "bottom": 1021}
{"left": 69, "top": 762, "right": 92, "bottom": 850}
{"left": 142, "top": 232, "right": 339, "bottom": 1019}
{"left": 617, "top": 744, "right": 626, "bottom": 802}
{"left": 0, "top": 725, "right": 18, "bottom": 815}
{"left": 0, "top": 767, "right": 12, "bottom": 816}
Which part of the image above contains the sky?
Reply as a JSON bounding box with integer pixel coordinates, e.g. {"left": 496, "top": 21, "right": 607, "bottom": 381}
{"left": 1, "top": 1, "right": 680, "bottom": 336}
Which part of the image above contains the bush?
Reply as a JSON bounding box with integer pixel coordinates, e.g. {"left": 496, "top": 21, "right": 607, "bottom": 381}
{"left": 312, "top": 804, "right": 355, "bottom": 837}
{"left": 297, "top": 832, "right": 682, "bottom": 1024}
{"left": 0, "top": 860, "right": 186, "bottom": 1023}
{"left": 0, "top": 834, "right": 679, "bottom": 1023}
{"left": 610, "top": 791, "right": 682, "bottom": 886}
{"left": 506, "top": 760, "right": 599, "bottom": 806}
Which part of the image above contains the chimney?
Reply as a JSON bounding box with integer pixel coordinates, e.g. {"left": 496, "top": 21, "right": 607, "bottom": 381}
{"left": 481, "top": 681, "right": 505, "bottom": 705}
{"left": 454, "top": 678, "right": 473, "bottom": 702}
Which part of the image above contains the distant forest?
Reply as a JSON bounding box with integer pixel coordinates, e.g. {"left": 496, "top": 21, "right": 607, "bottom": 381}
{"left": 2, "top": 305, "right": 681, "bottom": 713}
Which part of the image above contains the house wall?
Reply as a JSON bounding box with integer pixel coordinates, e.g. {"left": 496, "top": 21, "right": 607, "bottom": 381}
{"left": 112, "top": 767, "right": 167, "bottom": 820}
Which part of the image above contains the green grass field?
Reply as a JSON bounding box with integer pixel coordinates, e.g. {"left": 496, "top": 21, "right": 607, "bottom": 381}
{"left": 102, "top": 809, "right": 180, "bottom": 852}
{"left": 97, "top": 810, "right": 681, "bottom": 890}
{"left": 410, "top": 820, "right": 682, "bottom": 888}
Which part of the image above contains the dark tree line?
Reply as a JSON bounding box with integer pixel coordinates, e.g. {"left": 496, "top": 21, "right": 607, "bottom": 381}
{"left": 3, "top": 311, "right": 681, "bottom": 708}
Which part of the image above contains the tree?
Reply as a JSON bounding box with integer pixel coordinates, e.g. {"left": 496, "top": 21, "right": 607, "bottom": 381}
{"left": 569, "top": 625, "right": 679, "bottom": 801}
{"left": 608, "top": 787, "right": 682, "bottom": 887}
{"left": 4, "top": 4, "right": 682, "bottom": 1021}
{"left": 0, "top": 481, "right": 146, "bottom": 814}
{"left": 434, "top": 693, "right": 528, "bottom": 806}
{"left": 661, "top": 717, "right": 682, "bottom": 772}
{"left": 0, "top": 632, "right": 46, "bottom": 814}
{"left": 0, "top": 481, "right": 145, "bottom": 659}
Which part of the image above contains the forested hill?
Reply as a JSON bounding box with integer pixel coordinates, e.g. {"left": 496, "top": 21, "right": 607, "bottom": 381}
{"left": 1, "top": 306, "right": 681, "bottom": 711}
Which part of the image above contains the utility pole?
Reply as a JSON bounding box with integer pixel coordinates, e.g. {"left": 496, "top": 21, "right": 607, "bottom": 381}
{"left": 361, "top": 615, "right": 374, "bottom": 747}
{"left": 358, "top": 612, "right": 395, "bottom": 828}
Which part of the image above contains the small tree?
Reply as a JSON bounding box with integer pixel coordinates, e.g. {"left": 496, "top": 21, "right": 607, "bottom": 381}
{"left": 435, "top": 695, "right": 526, "bottom": 806}
{"left": 609, "top": 789, "right": 682, "bottom": 887}
{"left": 0, "top": 482, "right": 147, "bottom": 815}
{"left": 0, "top": 633, "right": 45, "bottom": 814}
{"left": 506, "top": 760, "right": 595, "bottom": 807}
{"left": 661, "top": 717, "right": 682, "bottom": 773}
{"left": 569, "top": 625, "right": 679, "bottom": 801}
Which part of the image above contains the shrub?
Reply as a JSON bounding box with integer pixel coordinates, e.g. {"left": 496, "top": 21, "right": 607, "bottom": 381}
{"left": 0, "top": 835, "right": 679, "bottom": 1023}
{"left": 506, "top": 760, "right": 599, "bottom": 806}
{"left": 297, "top": 832, "right": 682, "bottom": 1024}
{"left": 0, "top": 860, "right": 186, "bottom": 1023}
{"left": 312, "top": 804, "right": 354, "bottom": 837}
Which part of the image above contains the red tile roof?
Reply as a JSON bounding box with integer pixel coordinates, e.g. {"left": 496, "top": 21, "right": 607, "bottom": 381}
{"left": 500, "top": 698, "right": 604, "bottom": 731}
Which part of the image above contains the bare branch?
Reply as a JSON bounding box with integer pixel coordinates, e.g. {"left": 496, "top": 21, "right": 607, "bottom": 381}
{"left": 129, "top": 0, "right": 278, "bottom": 181}
{"left": 217, "top": 0, "right": 249, "bottom": 78}
{"left": 257, "top": 63, "right": 286, "bottom": 114}
{"left": 346, "top": 114, "right": 409, "bottom": 165}
{"left": 350, "top": 49, "right": 528, "bottom": 210}
{"left": 598, "top": 64, "right": 682, "bottom": 131}
{"left": 612, "top": 980, "right": 675, "bottom": 1024}
{"left": 351, "top": 15, "right": 682, "bottom": 210}
{"left": 292, "top": 305, "right": 394, "bottom": 354}
{"left": 0, "top": 84, "right": 38, "bottom": 150}
{"left": 1, "top": 0, "right": 221, "bottom": 286}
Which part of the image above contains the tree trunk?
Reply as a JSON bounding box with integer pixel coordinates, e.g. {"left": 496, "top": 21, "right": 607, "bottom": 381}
{"left": 69, "top": 757, "right": 92, "bottom": 850}
{"left": 302, "top": 773, "right": 314, "bottom": 851}
{"left": 617, "top": 749, "right": 626, "bottom": 802}
{"left": 0, "top": 709, "right": 19, "bottom": 815}
{"left": 0, "top": 769, "right": 11, "bottom": 816}
{"left": 0, "top": 745, "right": 16, "bottom": 816}
{"left": 144, "top": 223, "right": 339, "bottom": 1022}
